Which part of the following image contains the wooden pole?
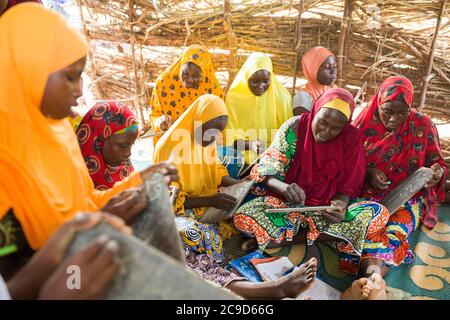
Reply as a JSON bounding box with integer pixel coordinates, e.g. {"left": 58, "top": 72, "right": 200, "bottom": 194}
{"left": 337, "top": 0, "right": 353, "bottom": 88}
{"left": 224, "top": 0, "right": 238, "bottom": 93}
{"left": 291, "top": 0, "right": 304, "bottom": 95}
{"left": 76, "top": 0, "right": 102, "bottom": 97}
{"left": 343, "top": 0, "right": 353, "bottom": 63}
{"left": 128, "top": 0, "right": 145, "bottom": 124}
{"left": 418, "top": 0, "right": 447, "bottom": 112}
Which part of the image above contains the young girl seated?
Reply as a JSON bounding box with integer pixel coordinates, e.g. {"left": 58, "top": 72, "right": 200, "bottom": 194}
{"left": 0, "top": 4, "right": 177, "bottom": 272}
{"left": 223, "top": 53, "right": 293, "bottom": 170}
{"left": 346, "top": 76, "right": 448, "bottom": 300}
{"left": 153, "top": 94, "right": 318, "bottom": 299}
{"left": 233, "top": 88, "right": 390, "bottom": 299}
{"left": 77, "top": 101, "right": 139, "bottom": 190}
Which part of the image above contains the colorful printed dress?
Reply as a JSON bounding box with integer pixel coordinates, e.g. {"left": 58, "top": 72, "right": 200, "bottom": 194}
{"left": 152, "top": 95, "right": 237, "bottom": 263}
{"left": 149, "top": 45, "right": 224, "bottom": 145}
{"left": 234, "top": 117, "right": 390, "bottom": 274}
{"left": 354, "top": 76, "right": 448, "bottom": 267}
{"left": 174, "top": 205, "right": 236, "bottom": 264}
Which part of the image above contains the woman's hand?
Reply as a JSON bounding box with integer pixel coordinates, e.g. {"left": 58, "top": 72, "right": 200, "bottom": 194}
{"left": 29, "top": 212, "right": 129, "bottom": 274}
{"left": 7, "top": 212, "right": 130, "bottom": 300}
{"left": 425, "top": 163, "right": 445, "bottom": 188}
{"left": 101, "top": 187, "right": 148, "bottom": 222}
{"left": 367, "top": 168, "right": 390, "bottom": 190}
{"left": 155, "top": 115, "right": 172, "bottom": 131}
{"left": 280, "top": 182, "right": 306, "bottom": 205}
{"left": 207, "top": 193, "right": 237, "bottom": 211}
{"left": 140, "top": 162, "right": 179, "bottom": 185}
{"left": 38, "top": 235, "right": 120, "bottom": 300}
{"left": 264, "top": 178, "right": 306, "bottom": 205}
{"left": 323, "top": 198, "right": 348, "bottom": 223}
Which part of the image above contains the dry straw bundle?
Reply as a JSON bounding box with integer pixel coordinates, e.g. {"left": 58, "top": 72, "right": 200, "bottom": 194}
{"left": 75, "top": 0, "right": 449, "bottom": 125}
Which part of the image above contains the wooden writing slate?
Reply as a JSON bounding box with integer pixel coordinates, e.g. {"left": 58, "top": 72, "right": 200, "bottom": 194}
{"left": 129, "top": 173, "right": 185, "bottom": 263}
{"left": 65, "top": 222, "right": 238, "bottom": 300}
{"left": 381, "top": 167, "right": 433, "bottom": 215}
{"left": 199, "top": 179, "right": 255, "bottom": 224}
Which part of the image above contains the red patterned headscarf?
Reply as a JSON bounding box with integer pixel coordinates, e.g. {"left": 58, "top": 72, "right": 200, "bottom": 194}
{"left": 76, "top": 102, "right": 139, "bottom": 190}
{"left": 284, "top": 87, "right": 366, "bottom": 206}
{"left": 354, "top": 76, "right": 447, "bottom": 228}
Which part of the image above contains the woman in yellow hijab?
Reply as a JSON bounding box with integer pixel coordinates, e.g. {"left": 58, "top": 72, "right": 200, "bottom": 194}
{"left": 224, "top": 52, "right": 293, "bottom": 166}
{"left": 0, "top": 4, "right": 176, "bottom": 255}
{"left": 153, "top": 94, "right": 241, "bottom": 261}
{"left": 149, "top": 45, "right": 224, "bottom": 144}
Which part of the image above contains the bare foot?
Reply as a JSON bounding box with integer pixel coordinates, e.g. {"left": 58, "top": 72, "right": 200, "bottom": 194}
{"left": 362, "top": 273, "right": 387, "bottom": 300}
{"left": 273, "top": 257, "right": 317, "bottom": 299}
{"left": 341, "top": 273, "right": 387, "bottom": 300}
{"left": 341, "top": 278, "right": 368, "bottom": 300}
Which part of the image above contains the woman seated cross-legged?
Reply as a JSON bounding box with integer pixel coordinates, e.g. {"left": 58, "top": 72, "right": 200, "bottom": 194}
{"left": 153, "top": 94, "right": 318, "bottom": 299}
{"left": 233, "top": 88, "right": 391, "bottom": 299}
{"left": 345, "top": 76, "right": 448, "bottom": 300}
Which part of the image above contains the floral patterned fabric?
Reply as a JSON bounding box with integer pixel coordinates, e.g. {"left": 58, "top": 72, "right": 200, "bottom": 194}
{"left": 184, "top": 249, "right": 244, "bottom": 288}
{"left": 354, "top": 76, "right": 447, "bottom": 228}
{"left": 342, "top": 195, "right": 425, "bottom": 269}
{"left": 234, "top": 117, "right": 390, "bottom": 274}
{"left": 76, "top": 101, "right": 139, "bottom": 190}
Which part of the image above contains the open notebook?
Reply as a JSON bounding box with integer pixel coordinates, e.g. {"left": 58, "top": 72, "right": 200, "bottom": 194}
{"left": 229, "top": 252, "right": 342, "bottom": 300}
{"left": 297, "top": 277, "right": 342, "bottom": 300}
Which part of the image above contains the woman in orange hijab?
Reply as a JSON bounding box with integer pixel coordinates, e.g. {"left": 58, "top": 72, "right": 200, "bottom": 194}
{"left": 0, "top": 4, "right": 176, "bottom": 258}
{"left": 293, "top": 46, "right": 337, "bottom": 116}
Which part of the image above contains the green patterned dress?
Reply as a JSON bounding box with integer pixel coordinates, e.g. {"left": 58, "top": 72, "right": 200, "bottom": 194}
{"left": 233, "top": 117, "right": 390, "bottom": 274}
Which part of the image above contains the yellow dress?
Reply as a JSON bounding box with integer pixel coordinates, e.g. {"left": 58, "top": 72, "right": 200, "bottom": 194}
{"left": 153, "top": 94, "right": 235, "bottom": 259}
{"left": 224, "top": 52, "right": 293, "bottom": 163}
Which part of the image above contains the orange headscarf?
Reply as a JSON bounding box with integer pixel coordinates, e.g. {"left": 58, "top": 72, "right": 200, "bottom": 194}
{"left": 0, "top": 4, "right": 142, "bottom": 249}
{"left": 301, "top": 46, "right": 336, "bottom": 102}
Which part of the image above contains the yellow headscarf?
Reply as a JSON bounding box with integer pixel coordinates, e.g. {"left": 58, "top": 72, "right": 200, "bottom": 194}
{"left": 153, "top": 94, "right": 236, "bottom": 238}
{"left": 153, "top": 94, "right": 228, "bottom": 198}
{"left": 149, "top": 45, "right": 224, "bottom": 143}
{"left": 224, "top": 53, "right": 293, "bottom": 163}
{"left": 0, "top": 4, "right": 142, "bottom": 249}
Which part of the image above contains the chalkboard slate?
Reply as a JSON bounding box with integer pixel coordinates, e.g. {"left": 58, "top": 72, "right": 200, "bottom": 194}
{"left": 381, "top": 167, "right": 433, "bottom": 215}
{"left": 65, "top": 223, "right": 237, "bottom": 300}
{"left": 199, "top": 179, "right": 255, "bottom": 224}
{"left": 65, "top": 173, "right": 238, "bottom": 299}
{"left": 129, "top": 173, "right": 185, "bottom": 263}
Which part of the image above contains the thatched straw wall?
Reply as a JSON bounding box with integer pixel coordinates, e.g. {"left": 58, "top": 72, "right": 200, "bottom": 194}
{"left": 76, "top": 0, "right": 449, "bottom": 123}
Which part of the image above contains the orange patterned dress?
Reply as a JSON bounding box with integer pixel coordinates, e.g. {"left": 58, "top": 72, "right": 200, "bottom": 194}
{"left": 149, "top": 45, "right": 224, "bottom": 144}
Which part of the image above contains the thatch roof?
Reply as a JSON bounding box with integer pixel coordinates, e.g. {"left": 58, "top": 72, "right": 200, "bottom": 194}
{"left": 76, "top": 0, "right": 449, "bottom": 122}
